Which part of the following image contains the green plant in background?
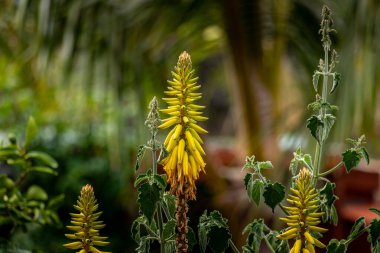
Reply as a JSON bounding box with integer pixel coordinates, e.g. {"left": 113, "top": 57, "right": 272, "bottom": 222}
{"left": 64, "top": 184, "right": 110, "bottom": 253}
{"left": 238, "top": 5, "right": 379, "bottom": 253}
{"left": 0, "top": 116, "right": 62, "bottom": 250}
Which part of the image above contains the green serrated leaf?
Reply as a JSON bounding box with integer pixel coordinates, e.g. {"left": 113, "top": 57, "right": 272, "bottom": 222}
{"left": 289, "top": 158, "right": 298, "bottom": 176}
{"left": 342, "top": 149, "right": 361, "bottom": 173}
{"left": 29, "top": 166, "right": 58, "bottom": 175}
{"left": 348, "top": 217, "right": 365, "bottom": 241}
{"left": 248, "top": 179, "right": 264, "bottom": 206}
{"left": 369, "top": 208, "right": 380, "bottom": 217}
{"left": 303, "top": 154, "right": 314, "bottom": 170}
{"left": 25, "top": 116, "right": 37, "bottom": 149}
{"left": 360, "top": 148, "right": 370, "bottom": 165}
{"left": 244, "top": 173, "right": 252, "bottom": 189}
{"left": 187, "top": 227, "right": 197, "bottom": 251}
{"left": 330, "top": 73, "right": 341, "bottom": 94}
{"left": 25, "top": 151, "right": 58, "bottom": 169}
{"left": 153, "top": 174, "right": 167, "bottom": 189}
{"left": 257, "top": 161, "right": 273, "bottom": 169}
{"left": 263, "top": 183, "right": 285, "bottom": 212}
{"left": 267, "top": 231, "right": 290, "bottom": 253}
{"left": 136, "top": 236, "right": 150, "bottom": 253}
{"left": 368, "top": 219, "right": 380, "bottom": 251}
{"left": 242, "top": 219, "right": 264, "bottom": 253}
{"left": 134, "top": 174, "right": 149, "bottom": 187}
{"left": 163, "top": 192, "right": 176, "bottom": 219}
{"left": 162, "top": 219, "right": 176, "bottom": 241}
{"left": 131, "top": 216, "right": 146, "bottom": 242}
{"left": 326, "top": 239, "right": 348, "bottom": 253}
{"left": 198, "top": 210, "right": 231, "bottom": 253}
{"left": 307, "top": 115, "right": 324, "bottom": 143}
{"left": 320, "top": 182, "right": 337, "bottom": 208}
{"left": 322, "top": 114, "right": 335, "bottom": 142}
{"left": 137, "top": 183, "right": 161, "bottom": 222}
{"left": 135, "top": 145, "right": 147, "bottom": 171}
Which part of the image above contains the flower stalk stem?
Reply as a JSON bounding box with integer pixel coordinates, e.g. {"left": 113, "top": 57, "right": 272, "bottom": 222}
{"left": 228, "top": 239, "right": 241, "bottom": 253}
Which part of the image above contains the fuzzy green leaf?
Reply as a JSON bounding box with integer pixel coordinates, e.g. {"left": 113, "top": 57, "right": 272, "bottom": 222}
{"left": 330, "top": 73, "right": 341, "bottom": 94}
{"left": 307, "top": 115, "right": 324, "bottom": 143}
{"left": 303, "top": 154, "right": 314, "bottom": 170}
{"left": 135, "top": 145, "right": 147, "bottom": 171}
{"left": 134, "top": 173, "right": 149, "bottom": 187}
{"left": 137, "top": 182, "right": 161, "bottom": 222}
{"left": 257, "top": 161, "right": 273, "bottom": 169}
{"left": 198, "top": 210, "right": 231, "bottom": 253}
{"left": 267, "top": 231, "right": 290, "bottom": 253}
{"left": 320, "top": 182, "right": 337, "bottom": 208}
{"left": 136, "top": 236, "right": 150, "bottom": 253}
{"left": 153, "top": 174, "right": 167, "bottom": 189}
{"left": 242, "top": 219, "right": 264, "bottom": 252}
{"left": 322, "top": 114, "right": 335, "bottom": 141}
{"left": 342, "top": 149, "right": 361, "bottom": 173}
{"left": 348, "top": 217, "right": 365, "bottom": 241}
{"left": 289, "top": 158, "right": 299, "bottom": 176}
{"left": 360, "top": 147, "right": 370, "bottom": 165}
{"left": 326, "top": 239, "right": 348, "bottom": 253}
{"left": 163, "top": 192, "right": 176, "bottom": 219}
{"left": 263, "top": 183, "right": 285, "bottom": 212}
{"left": 248, "top": 179, "right": 264, "bottom": 206}
{"left": 162, "top": 219, "right": 176, "bottom": 241}
{"left": 368, "top": 219, "right": 380, "bottom": 252}
{"left": 244, "top": 173, "right": 252, "bottom": 189}
{"left": 131, "top": 216, "right": 146, "bottom": 242}
{"left": 369, "top": 208, "right": 380, "bottom": 217}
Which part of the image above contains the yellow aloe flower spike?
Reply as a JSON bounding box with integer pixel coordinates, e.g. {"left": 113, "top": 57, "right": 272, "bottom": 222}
{"left": 64, "top": 184, "right": 111, "bottom": 253}
{"left": 277, "top": 168, "right": 327, "bottom": 253}
{"left": 159, "top": 51, "right": 207, "bottom": 252}
{"left": 159, "top": 51, "right": 207, "bottom": 200}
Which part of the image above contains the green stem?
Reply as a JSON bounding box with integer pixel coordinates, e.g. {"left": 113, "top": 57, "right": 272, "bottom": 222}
{"left": 263, "top": 234, "right": 276, "bottom": 253}
{"left": 142, "top": 222, "right": 159, "bottom": 239}
{"left": 313, "top": 44, "right": 330, "bottom": 186}
{"left": 318, "top": 161, "right": 343, "bottom": 177}
{"left": 228, "top": 239, "right": 240, "bottom": 253}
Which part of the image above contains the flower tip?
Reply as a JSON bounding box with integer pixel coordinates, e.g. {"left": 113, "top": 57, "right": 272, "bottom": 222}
{"left": 178, "top": 51, "right": 192, "bottom": 68}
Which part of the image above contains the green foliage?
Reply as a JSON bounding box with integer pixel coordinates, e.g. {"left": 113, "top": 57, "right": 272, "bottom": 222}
{"left": 327, "top": 239, "right": 348, "bottom": 253}
{"left": 266, "top": 231, "right": 289, "bottom": 253}
{"left": 369, "top": 208, "right": 380, "bottom": 217}
{"left": 0, "top": 118, "right": 62, "bottom": 249}
{"left": 244, "top": 174, "right": 264, "bottom": 206}
{"left": 368, "top": 219, "right": 380, "bottom": 253}
{"left": 135, "top": 145, "right": 147, "bottom": 171}
{"left": 138, "top": 182, "right": 162, "bottom": 223}
{"left": 348, "top": 217, "right": 365, "bottom": 242}
{"left": 263, "top": 183, "right": 285, "bottom": 212}
{"left": 63, "top": 184, "right": 110, "bottom": 253}
{"left": 242, "top": 219, "right": 264, "bottom": 252}
{"left": 198, "top": 210, "right": 232, "bottom": 253}
{"left": 342, "top": 149, "right": 361, "bottom": 173}
{"left": 320, "top": 182, "right": 339, "bottom": 225}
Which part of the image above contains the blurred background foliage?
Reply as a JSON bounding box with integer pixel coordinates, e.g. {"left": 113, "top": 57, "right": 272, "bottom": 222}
{"left": 0, "top": 0, "right": 379, "bottom": 252}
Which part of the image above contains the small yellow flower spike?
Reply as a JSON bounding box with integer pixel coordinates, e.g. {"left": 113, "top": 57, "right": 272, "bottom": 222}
{"left": 64, "top": 184, "right": 111, "bottom": 253}
{"left": 159, "top": 51, "right": 207, "bottom": 200}
{"left": 277, "top": 168, "right": 327, "bottom": 253}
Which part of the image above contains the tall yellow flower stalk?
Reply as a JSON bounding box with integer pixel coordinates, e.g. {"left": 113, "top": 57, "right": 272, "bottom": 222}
{"left": 159, "top": 51, "right": 207, "bottom": 252}
{"left": 277, "top": 168, "right": 327, "bottom": 253}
